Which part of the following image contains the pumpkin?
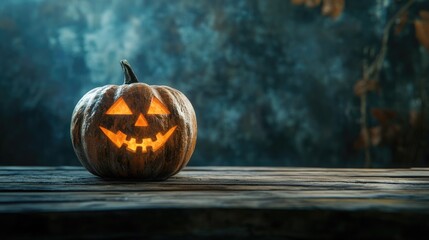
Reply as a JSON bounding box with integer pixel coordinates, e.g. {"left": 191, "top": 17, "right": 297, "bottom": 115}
{"left": 70, "top": 60, "right": 197, "bottom": 180}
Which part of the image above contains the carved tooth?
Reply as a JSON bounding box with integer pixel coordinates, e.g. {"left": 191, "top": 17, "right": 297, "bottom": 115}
{"left": 156, "top": 132, "right": 163, "bottom": 141}
{"left": 126, "top": 137, "right": 137, "bottom": 153}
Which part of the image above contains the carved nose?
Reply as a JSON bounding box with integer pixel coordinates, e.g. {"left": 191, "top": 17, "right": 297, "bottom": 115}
{"left": 135, "top": 113, "right": 148, "bottom": 127}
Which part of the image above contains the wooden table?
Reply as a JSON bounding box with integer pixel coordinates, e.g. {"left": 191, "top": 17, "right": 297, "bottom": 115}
{"left": 0, "top": 166, "right": 428, "bottom": 239}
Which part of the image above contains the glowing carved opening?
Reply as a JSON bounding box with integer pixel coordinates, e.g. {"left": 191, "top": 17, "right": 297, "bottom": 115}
{"left": 100, "top": 126, "right": 177, "bottom": 153}
{"left": 147, "top": 97, "right": 170, "bottom": 115}
{"left": 106, "top": 97, "right": 133, "bottom": 115}
{"left": 135, "top": 114, "right": 148, "bottom": 127}
{"left": 101, "top": 96, "right": 175, "bottom": 154}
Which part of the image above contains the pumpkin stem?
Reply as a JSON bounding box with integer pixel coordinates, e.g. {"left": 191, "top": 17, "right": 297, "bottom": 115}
{"left": 120, "top": 60, "right": 139, "bottom": 84}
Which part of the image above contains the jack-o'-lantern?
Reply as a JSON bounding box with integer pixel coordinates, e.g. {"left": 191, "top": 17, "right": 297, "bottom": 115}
{"left": 70, "top": 60, "right": 197, "bottom": 180}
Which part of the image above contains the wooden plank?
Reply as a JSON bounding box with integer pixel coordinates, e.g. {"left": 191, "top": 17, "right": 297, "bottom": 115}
{"left": 0, "top": 191, "right": 427, "bottom": 212}
{"left": 0, "top": 167, "right": 428, "bottom": 193}
{"left": 0, "top": 167, "right": 428, "bottom": 209}
{"left": 0, "top": 167, "right": 428, "bottom": 239}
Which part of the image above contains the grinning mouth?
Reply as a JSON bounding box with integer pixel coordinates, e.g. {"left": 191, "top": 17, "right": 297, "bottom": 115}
{"left": 99, "top": 126, "right": 177, "bottom": 153}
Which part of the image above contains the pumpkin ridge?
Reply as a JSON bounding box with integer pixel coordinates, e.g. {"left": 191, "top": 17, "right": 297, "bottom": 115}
{"left": 84, "top": 86, "right": 115, "bottom": 176}
{"left": 154, "top": 86, "right": 197, "bottom": 177}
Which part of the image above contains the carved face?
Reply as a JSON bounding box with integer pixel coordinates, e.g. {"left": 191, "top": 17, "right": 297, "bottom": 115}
{"left": 99, "top": 96, "right": 177, "bottom": 153}
{"left": 71, "top": 60, "right": 197, "bottom": 179}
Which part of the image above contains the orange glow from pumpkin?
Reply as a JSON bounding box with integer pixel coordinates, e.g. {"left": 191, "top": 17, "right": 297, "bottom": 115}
{"left": 106, "top": 97, "right": 133, "bottom": 115}
{"left": 99, "top": 126, "right": 177, "bottom": 153}
{"left": 134, "top": 114, "right": 148, "bottom": 127}
{"left": 101, "top": 96, "right": 176, "bottom": 153}
{"left": 100, "top": 126, "right": 127, "bottom": 148}
{"left": 147, "top": 97, "right": 170, "bottom": 115}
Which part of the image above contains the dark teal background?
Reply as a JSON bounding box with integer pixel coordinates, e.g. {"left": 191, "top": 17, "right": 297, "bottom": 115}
{"left": 0, "top": 0, "right": 428, "bottom": 167}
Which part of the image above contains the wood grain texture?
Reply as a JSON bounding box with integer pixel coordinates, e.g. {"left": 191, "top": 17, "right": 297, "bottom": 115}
{"left": 0, "top": 166, "right": 428, "bottom": 239}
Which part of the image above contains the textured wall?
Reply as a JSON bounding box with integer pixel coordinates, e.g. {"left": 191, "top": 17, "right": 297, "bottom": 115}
{"left": 0, "top": 0, "right": 428, "bottom": 167}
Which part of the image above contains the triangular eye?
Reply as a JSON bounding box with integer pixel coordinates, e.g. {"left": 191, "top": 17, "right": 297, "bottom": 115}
{"left": 106, "top": 97, "right": 133, "bottom": 115}
{"left": 147, "top": 97, "right": 170, "bottom": 115}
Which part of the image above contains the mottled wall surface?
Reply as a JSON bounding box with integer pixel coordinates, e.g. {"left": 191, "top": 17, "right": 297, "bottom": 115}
{"left": 0, "top": 0, "right": 428, "bottom": 167}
